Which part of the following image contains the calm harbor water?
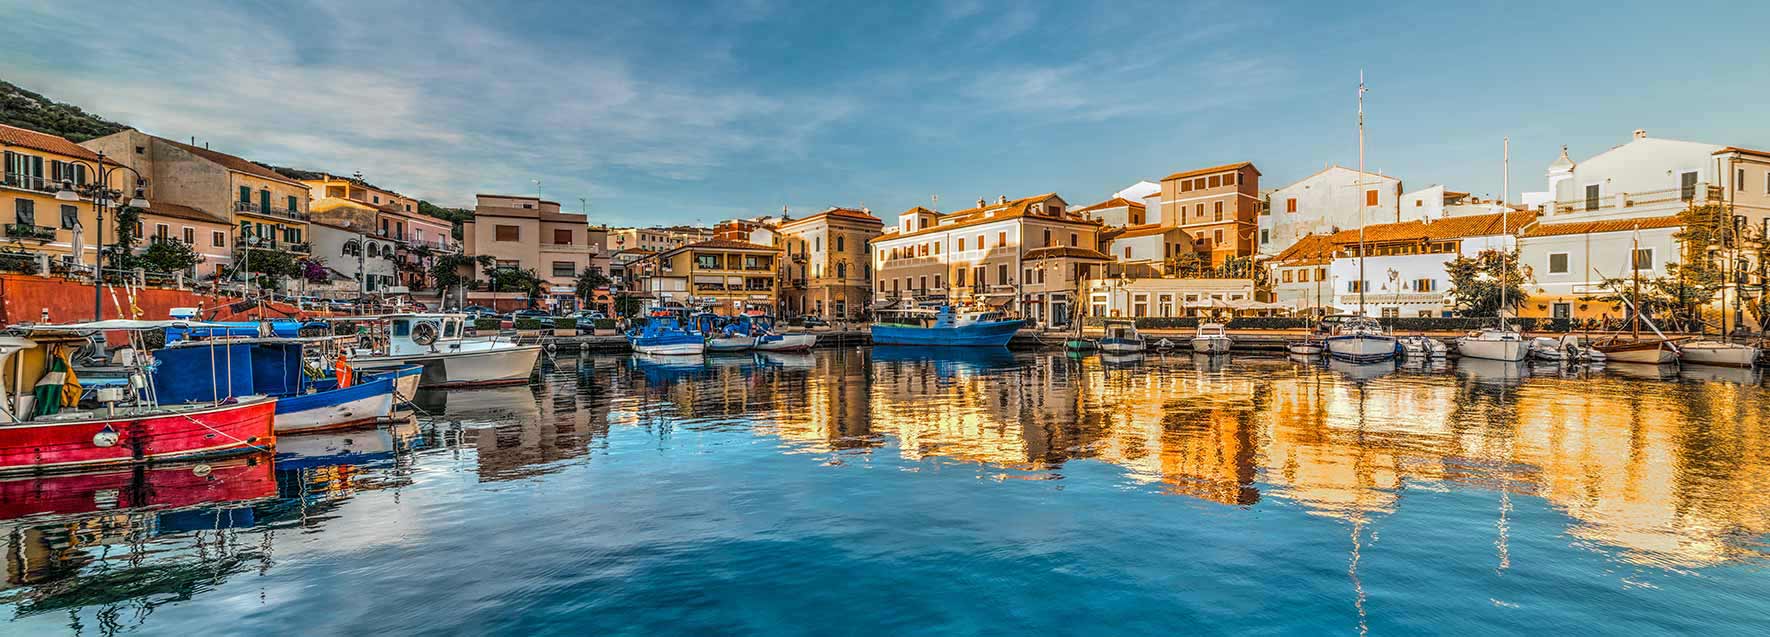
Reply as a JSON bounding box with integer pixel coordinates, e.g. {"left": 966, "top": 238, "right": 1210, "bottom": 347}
{"left": 4, "top": 350, "right": 1770, "bottom": 635}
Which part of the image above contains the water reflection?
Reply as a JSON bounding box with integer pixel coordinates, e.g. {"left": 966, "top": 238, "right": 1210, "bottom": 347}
{"left": 3, "top": 349, "right": 1769, "bottom": 633}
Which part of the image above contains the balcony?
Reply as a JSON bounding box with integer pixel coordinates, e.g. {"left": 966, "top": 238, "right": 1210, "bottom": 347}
{"left": 2, "top": 172, "right": 60, "bottom": 193}
{"left": 235, "top": 201, "right": 310, "bottom": 221}
{"left": 5, "top": 223, "right": 57, "bottom": 241}
{"left": 290, "top": 242, "right": 311, "bottom": 254}
{"left": 1551, "top": 185, "right": 1722, "bottom": 216}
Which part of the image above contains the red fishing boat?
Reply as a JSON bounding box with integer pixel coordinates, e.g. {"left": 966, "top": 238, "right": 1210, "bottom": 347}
{"left": 0, "top": 323, "right": 278, "bottom": 476}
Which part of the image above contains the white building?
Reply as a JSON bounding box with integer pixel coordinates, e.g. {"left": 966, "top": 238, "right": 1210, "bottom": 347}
{"left": 1073, "top": 197, "right": 1149, "bottom": 228}
{"left": 1324, "top": 210, "right": 1536, "bottom": 318}
{"left": 1516, "top": 216, "right": 1682, "bottom": 321}
{"left": 1086, "top": 278, "right": 1257, "bottom": 318}
{"left": 1259, "top": 165, "right": 1404, "bottom": 257}
{"left": 309, "top": 220, "right": 399, "bottom": 297}
{"left": 1399, "top": 185, "right": 1510, "bottom": 219}
{"left": 1539, "top": 130, "right": 1724, "bottom": 222}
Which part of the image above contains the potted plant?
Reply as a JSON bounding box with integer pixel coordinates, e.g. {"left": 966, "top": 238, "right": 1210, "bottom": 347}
{"left": 513, "top": 316, "right": 544, "bottom": 337}
{"left": 553, "top": 317, "right": 577, "bottom": 337}
{"left": 473, "top": 317, "right": 502, "bottom": 334}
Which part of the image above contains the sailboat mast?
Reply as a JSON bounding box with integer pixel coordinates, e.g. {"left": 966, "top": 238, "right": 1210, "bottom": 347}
{"left": 1357, "top": 70, "right": 1367, "bottom": 315}
{"left": 1632, "top": 230, "right": 1641, "bottom": 338}
{"left": 1501, "top": 137, "right": 1509, "bottom": 328}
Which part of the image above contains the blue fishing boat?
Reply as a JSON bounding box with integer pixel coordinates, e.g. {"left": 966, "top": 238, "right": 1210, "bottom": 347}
{"left": 870, "top": 305, "right": 1022, "bottom": 347}
{"left": 156, "top": 338, "right": 412, "bottom": 433}
{"left": 628, "top": 308, "right": 706, "bottom": 355}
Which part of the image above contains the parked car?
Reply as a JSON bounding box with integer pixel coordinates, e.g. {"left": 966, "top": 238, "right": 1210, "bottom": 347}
{"left": 511, "top": 309, "right": 556, "bottom": 328}
{"left": 460, "top": 305, "right": 501, "bottom": 320}
{"left": 799, "top": 316, "right": 830, "bottom": 328}
{"left": 568, "top": 310, "right": 607, "bottom": 322}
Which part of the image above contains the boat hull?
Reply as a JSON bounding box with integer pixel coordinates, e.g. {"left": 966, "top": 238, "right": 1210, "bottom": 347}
{"left": 0, "top": 398, "right": 277, "bottom": 476}
{"left": 1287, "top": 342, "right": 1324, "bottom": 355}
{"left": 1327, "top": 335, "right": 1397, "bottom": 362}
{"left": 706, "top": 336, "right": 757, "bottom": 352}
{"left": 1099, "top": 338, "right": 1146, "bottom": 354}
{"left": 1192, "top": 337, "right": 1232, "bottom": 354}
{"left": 273, "top": 376, "right": 396, "bottom": 433}
{"left": 355, "top": 345, "right": 542, "bottom": 388}
{"left": 1456, "top": 337, "right": 1528, "bottom": 362}
{"left": 632, "top": 341, "right": 707, "bottom": 355}
{"left": 1679, "top": 342, "right": 1758, "bottom": 368}
{"left": 754, "top": 333, "right": 816, "bottom": 352}
{"left": 870, "top": 320, "right": 1022, "bottom": 347}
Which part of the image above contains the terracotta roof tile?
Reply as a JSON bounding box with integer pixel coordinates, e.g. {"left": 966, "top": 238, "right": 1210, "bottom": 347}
{"left": 1113, "top": 223, "right": 1176, "bottom": 239}
{"left": 0, "top": 123, "right": 100, "bottom": 161}
{"left": 875, "top": 194, "right": 1094, "bottom": 242}
{"left": 782, "top": 206, "right": 883, "bottom": 226}
{"left": 141, "top": 202, "right": 227, "bottom": 224}
{"left": 1073, "top": 197, "right": 1145, "bottom": 214}
{"left": 1161, "top": 161, "right": 1258, "bottom": 182}
{"left": 670, "top": 239, "right": 779, "bottom": 253}
{"left": 1522, "top": 214, "right": 1683, "bottom": 238}
{"left": 1714, "top": 146, "right": 1770, "bottom": 158}
{"left": 1271, "top": 233, "right": 1338, "bottom": 265}
{"left": 1328, "top": 211, "right": 1539, "bottom": 245}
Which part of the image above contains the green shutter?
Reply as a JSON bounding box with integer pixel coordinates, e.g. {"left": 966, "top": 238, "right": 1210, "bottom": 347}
{"left": 240, "top": 186, "right": 251, "bottom": 203}
{"left": 260, "top": 190, "right": 270, "bottom": 214}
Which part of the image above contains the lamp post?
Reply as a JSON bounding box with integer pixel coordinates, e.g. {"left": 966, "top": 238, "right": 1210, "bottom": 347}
{"left": 55, "top": 151, "right": 150, "bottom": 321}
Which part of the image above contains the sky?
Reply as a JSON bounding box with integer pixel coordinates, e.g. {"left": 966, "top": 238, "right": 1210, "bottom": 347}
{"left": 4, "top": 0, "right": 1768, "bottom": 227}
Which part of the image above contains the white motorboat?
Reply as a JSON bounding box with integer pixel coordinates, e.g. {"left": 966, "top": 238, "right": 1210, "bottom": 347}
{"left": 1678, "top": 340, "right": 1759, "bottom": 368}
{"left": 1326, "top": 316, "right": 1396, "bottom": 363}
{"left": 1191, "top": 323, "right": 1233, "bottom": 355}
{"left": 1528, "top": 336, "right": 1567, "bottom": 361}
{"left": 1399, "top": 334, "right": 1447, "bottom": 358}
{"left": 754, "top": 332, "right": 816, "bottom": 352}
{"left": 706, "top": 334, "right": 757, "bottom": 352}
{"left": 1286, "top": 320, "right": 1330, "bottom": 356}
{"left": 350, "top": 314, "right": 542, "bottom": 387}
{"left": 1100, "top": 320, "right": 1148, "bottom": 354}
{"left": 1456, "top": 328, "right": 1529, "bottom": 362}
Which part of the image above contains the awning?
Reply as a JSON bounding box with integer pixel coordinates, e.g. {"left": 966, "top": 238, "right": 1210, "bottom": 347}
{"left": 984, "top": 296, "right": 1013, "bottom": 307}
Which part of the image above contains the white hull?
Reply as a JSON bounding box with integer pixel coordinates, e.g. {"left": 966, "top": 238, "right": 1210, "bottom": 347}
{"left": 1679, "top": 342, "right": 1759, "bottom": 368}
{"left": 1456, "top": 338, "right": 1528, "bottom": 362}
{"left": 1192, "top": 337, "right": 1232, "bottom": 354}
{"left": 1327, "top": 335, "right": 1396, "bottom": 362}
{"left": 1287, "top": 343, "right": 1324, "bottom": 355}
{"left": 275, "top": 393, "right": 394, "bottom": 433}
{"left": 356, "top": 344, "right": 542, "bottom": 387}
{"left": 1602, "top": 347, "right": 1678, "bottom": 365}
{"left": 706, "top": 336, "right": 757, "bottom": 352}
{"left": 754, "top": 333, "right": 817, "bottom": 352}
{"left": 1100, "top": 341, "right": 1147, "bottom": 354}
{"left": 633, "top": 342, "right": 706, "bottom": 356}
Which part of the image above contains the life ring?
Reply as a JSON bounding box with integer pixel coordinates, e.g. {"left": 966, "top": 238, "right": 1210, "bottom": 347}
{"left": 412, "top": 321, "right": 440, "bottom": 346}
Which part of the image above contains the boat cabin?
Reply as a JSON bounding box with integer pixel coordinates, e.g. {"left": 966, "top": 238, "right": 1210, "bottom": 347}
{"left": 385, "top": 314, "right": 469, "bottom": 356}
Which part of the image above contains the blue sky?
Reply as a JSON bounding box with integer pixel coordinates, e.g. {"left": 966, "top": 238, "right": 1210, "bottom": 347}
{"left": 5, "top": 0, "right": 1768, "bottom": 227}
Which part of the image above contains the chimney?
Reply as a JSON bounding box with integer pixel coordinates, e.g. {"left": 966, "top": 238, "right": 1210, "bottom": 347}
{"left": 976, "top": 197, "right": 986, "bottom": 208}
{"left": 997, "top": 195, "right": 1008, "bottom": 205}
{"left": 1634, "top": 129, "right": 1647, "bottom": 140}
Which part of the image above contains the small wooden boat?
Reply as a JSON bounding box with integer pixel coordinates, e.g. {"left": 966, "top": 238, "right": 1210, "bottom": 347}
{"left": 1099, "top": 320, "right": 1147, "bottom": 354}
{"left": 1590, "top": 336, "right": 1681, "bottom": 365}
{"left": 1679, "top": 340, "right": 1759, "bottom": 368}
{"left": 1192, "top": 323, "right": 1233, "bottom": 355}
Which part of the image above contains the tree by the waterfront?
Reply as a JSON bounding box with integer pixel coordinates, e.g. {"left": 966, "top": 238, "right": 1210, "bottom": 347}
{"left": 574, "top": 267, "right": 611, "bottom": 302}
{"left": 1446, "top": 249, "right": 1529, "bottom": 317}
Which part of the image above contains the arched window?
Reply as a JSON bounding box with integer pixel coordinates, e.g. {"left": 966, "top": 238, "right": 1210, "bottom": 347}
{"left": 368, "top": 243, "right": 379, "bottom": 258}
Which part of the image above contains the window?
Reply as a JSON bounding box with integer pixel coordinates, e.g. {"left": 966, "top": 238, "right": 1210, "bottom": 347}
{"left": 1195, "top": 203, "right": 1203, "bottom": 218}
{"left": 1364, "top": 189, "right": 1379, "bottom": 206}
{"left": 836, "top": 235, "right": 845, "bottom": 252}
{"left": 287, "top": 195, "right": 298, "bottom": 212}
{"left": 154, "top": 223, "right": 169, "bottom": 241}
{"left": 1584, "top": 184, "right": 1601, "bottom": 211}
{"left": 1632, "top": 248, "right": 1654, "bottom": 271}
{"left": 1286, "top": 198, "right": 1297, "bottom": 213}
{"left": 1214, "top": 201, "right": 1223, "bottom": 220}
{"left": 495, "top": 225, "right": 519, "bottom": 241}
{"left": 919, "top": 275, "right": 927, "bottom": 291}
{"left": 553, "top": 228, "right": 573, "bottom": 244}
{"left": 1552, "top": 303, "right": 1572, "bottom": 319}
{"left": 934, "top": 242, "right": 940, "bottom": 255}
{"left": 60, "top": 204, "right": 77, "bottom": 229}
{"left": 1225, "top": 173, "right": 1237, "bottom": 186}
{"left": 1316, "top": 267, "right": 1327, "bottom": 279}
{"left": 1680, "top": 171, "right": 1698, "bottom": 200}
{"left": 996, "top": 263, "right": 1008, "bottom": 285}
{"left": 1070, "top": 233, "right": 1077, "bottom": 247}
{"left": 1349, "top": 280, "right": 1366, "bottom": 293}
{"left": 933, "top": 274, "right": 942, "bottom": 289}
{"left": 695, "top": 254, "right": 720, "bottom": 269}
{"left": 239, "top": 185, "right": 251, "bottom": 204}
{"left": 213, "top": 231, "right": 225, "bottom": 247}
{"left": 1299, "top": 269, "right": 1310, "bottom": 282}
{"left": 998, "top": 231, "right": 1007, "bottom": 248}
{"left": 1207, "top": 175, "right": 1221, "bottom": 188}
{"left": 1414, "top": 278, "right": 1436, "bottom": 292}
{"left": 1213, "top": 229, "right": 1223, "bottom": 245}
{"left": 183, "top": 227, "right": 195, "bottom": 244}
{"left": 1260, "top": 229, "right": 1269, "bottom": 244}
{"left": 552, "top": 261, "right": 575, "bottom": 277}
{"left": 955, "top": 267, "right": 966, "bottom": 286}
{"left": 1124, "top": 246, "right": 1132, "bottom": 259}
{"left": 1282, "top": 269, "right": 1293, "bottom": 283}
{"left": 1381, "top": 307, "right": 1400, "bottom": 318}
{"left": 1548, "top": 253, "right": 1569, "bottom": 274}
{"left": 1024, "top": 268, "right": 1033, "bottom": 284}
{"left": 495, "top": 259, "right": 519, "bottom": 270}
{"left": 1415, "top": 199, "right": 1423, "bottom": 207}
{"left": 14, "top": 199, "right": 34, "bottom": 225}
{"left": 976, "top": 234, "right": 984, "bottom": 250}
{"left": 1042, "top": 229, "right": 1051, "bottom": 246}
{"left": 815, "top": 236, "right": 822, "bottom": 251}
{"left": 958, "top": 238, "right": 965, "bottom": 251}
{"left": 1739, "top": 169, "right": 1747, "bottom": 191}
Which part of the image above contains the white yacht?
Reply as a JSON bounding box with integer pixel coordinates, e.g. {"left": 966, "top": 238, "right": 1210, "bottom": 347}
{"left": 1456, "top": 328, "right": 1529, "bottom": 362}
{"left": 350, "top": 313, "right": 542, "bottom": 388}
{"left": 1191, "top": 323, "right": 1233, "bottom": 355}
{"left": 1679, "top": 340, "right": 1759, "bottom": 368}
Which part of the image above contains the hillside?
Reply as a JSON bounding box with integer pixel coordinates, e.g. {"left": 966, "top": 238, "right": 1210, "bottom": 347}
{"left": 0, "top": 79, "right": 129, "bottom": 141}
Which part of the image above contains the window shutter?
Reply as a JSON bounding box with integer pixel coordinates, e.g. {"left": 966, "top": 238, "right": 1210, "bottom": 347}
{"left": 240, "top": 186, "right": 251, "bottom": 203}
{"left": 31, "top": 155, "right": 44, "bottom": 179}
{"left": 75, "top": 163, "right": 87, "bottom": 185}
{"left": 260, "top": 190, "right": 270, "bottom": 214}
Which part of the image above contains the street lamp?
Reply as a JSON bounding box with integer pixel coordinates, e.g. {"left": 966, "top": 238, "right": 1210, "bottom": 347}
{"left": 56, "top": 151, "right": 149, "bottom": 321}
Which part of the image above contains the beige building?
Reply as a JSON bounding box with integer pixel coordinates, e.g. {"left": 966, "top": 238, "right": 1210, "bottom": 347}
{"left": 300, "top": 173, "right": 458, "bottom": 291}
{"left": 82, "top": 131, "right": 311, "bottom": 284}
{"left": 610, "top": 225, "right": 713, "bottom": 253}
{"left": 869, "top": 193, "right": 1106, "bottom": 325}
{"left": 463, "top": 194, "right": 607, "bottom": 310}
{"left": 778, "top": 207, "right": 883, "bottom": 320}
{"left": 633, "top": 239, "right": 779, "bottom": 315}
{"left": 1153, "top": 161, "right": 1262, "bottom": 267}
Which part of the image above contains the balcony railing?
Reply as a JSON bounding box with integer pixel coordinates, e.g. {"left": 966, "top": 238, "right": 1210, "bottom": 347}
{"left": 1551, "top": 185, "right": 1722, "bottom": 215}
{"left": 2, "top": 172, "right": 61, "bottom": 193}
{"left": 5, "top": 223, "right": 57, "bottom": 241}
{"left": 235, "top": 201, "right": 310, "bottom": 221}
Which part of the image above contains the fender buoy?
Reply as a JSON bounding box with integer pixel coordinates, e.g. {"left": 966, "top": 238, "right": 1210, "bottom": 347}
{"left": 92, "top": 425, "right": 119, "bottom": 448}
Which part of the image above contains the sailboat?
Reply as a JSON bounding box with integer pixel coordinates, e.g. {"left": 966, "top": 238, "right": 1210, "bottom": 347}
{"left": 1591, "top": 232, "right": 1683, "bottom": 365}
{"left": 1325, "top": 71, "right": 1398, "bottom": 363}
{"left": 1456, "top": 138, "right": 1529, "bottom": 362}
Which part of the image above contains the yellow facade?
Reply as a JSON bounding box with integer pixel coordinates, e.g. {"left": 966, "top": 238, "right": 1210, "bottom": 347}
{"left": 1, "top": 125, "right": 129, "bottom": 271}
{"left": 647, "top": 240, "right": 779, "bottom": 315}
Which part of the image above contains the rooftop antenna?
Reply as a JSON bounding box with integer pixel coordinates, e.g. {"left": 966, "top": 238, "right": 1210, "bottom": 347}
{"left": 532, "top": 179, "right": 542, "bottom": 200}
